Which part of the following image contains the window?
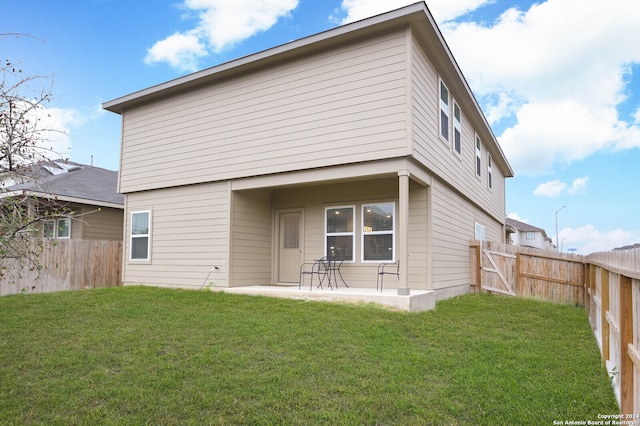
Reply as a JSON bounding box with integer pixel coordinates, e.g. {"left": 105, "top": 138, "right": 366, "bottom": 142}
{"left": 475, "top": 135, "right": 482, "bottom": 178}
{"left": 362, "top": 203, "right": 395, "bottom": 262}
{"left": 526, "top": 231, "right": 535, "bottom": 240}
{"left": 453, "top": 102, "right": 461, "bottom": 154}
{"left": 475, "top": 223, "right": 486, "bottom": 241}
{"left": 131, "top": 211, "right": 151, "bottom": 261}
{"left": 325, "top": 206, "right": 354, "bottom": 261}
{"left": 487, "top": 153, "right": 493, "bottom": 189}
{"left": 43, "top": 218, "right": 71, "bottom": 239}
{"left": 439, "top": 80, "right": 450, "bottom": 141}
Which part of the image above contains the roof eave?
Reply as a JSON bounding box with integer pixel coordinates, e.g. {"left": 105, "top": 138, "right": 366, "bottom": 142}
{"left": 102, "top": 2, "right": 427, "bottom": 114}
{"left": 1, "top": 190, "right": 124, "bottom": 209}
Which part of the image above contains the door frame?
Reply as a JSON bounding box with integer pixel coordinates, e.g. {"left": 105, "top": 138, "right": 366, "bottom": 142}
{"left": 274, "top": 208, "right": 305, "bottom": 284}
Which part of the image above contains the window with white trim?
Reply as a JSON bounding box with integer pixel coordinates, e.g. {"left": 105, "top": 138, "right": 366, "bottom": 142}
{"left": 43, "top": 218, "right": 71, "bottom": 239}
{"left": 325, "top": 206, "right": 354, "bottom": 261}
{"left": 475, "top": 222, "right": 486, "bottom": 241}
{"left": 475, "top": 134, "right": 482, "bottom": 178}
{"left": 362, "top": 202, "right": 395, "bottom": 262}
{"left": 131, "top": 211, "right": 151, "bottom": 261}
{"left": 453, "top": 102, "right": 461, "bottom": 155}
{"left": 526, "top": 231, "right": 535, "bottom": 240}
{"left": 487, "top": 153, "right": 493, "bottom": 189}
{"left": 439, "top": 80, "right": 450, "bottom": 141}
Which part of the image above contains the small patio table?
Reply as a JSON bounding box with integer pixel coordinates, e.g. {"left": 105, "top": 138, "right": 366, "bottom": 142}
{"left": 316, "top": 257, "right": 348, "bottom": 289}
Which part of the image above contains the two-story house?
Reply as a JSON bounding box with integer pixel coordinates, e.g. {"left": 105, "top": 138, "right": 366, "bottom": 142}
{"left": 505, "top": 218, "right": 555, "bottom": 251}
{"left": 103, "top": 2, "right": 513, "bottom": 302}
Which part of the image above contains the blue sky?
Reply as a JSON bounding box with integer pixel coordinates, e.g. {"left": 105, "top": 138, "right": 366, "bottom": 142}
{"left": 3, "top": 0, "right": 640, "bottom": 254}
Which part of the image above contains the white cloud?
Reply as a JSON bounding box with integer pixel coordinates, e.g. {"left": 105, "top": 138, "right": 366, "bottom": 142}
{"left": 559, "top": 224, "right": 640, "bottom": 254}
{"left": 336, "top": 0, "right": 492, "bottom": 24}
{"left": 146, "top": 0, "right": 298, "bottom": 72}
{"left": 20, "top": 103, "right": 86, "bottom": 159}
{"left": 145, "top": 32, "right": 207, "bottom": 73}
{"left": 568, "top": 176, "right": 588, "bottom": 195}
{"left": 533, "top": 176, "right": 589, "bottom": 198}
{"left": 440, "top": 0, "right": 640, "bottom": 176}
{"left": 23, "top": 103, "right": 106, "bottom": 162}
{"left": 533, "top": 180, "right": 566, "bottom": 198}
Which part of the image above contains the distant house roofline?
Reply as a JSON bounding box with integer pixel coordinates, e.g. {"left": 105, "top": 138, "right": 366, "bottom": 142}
{"left": 506, "top": 217, "right": 549, "bottom": 238}
{"left": 2, "top": 159, "right": 124, "bottom": 207}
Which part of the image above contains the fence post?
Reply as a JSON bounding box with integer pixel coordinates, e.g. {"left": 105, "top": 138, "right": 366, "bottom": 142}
{"left": 583, "top": 263, "right": 589, "bottom": 312}
{"left": 590, "top": 264, "right": 598, "bottom": 338}
{"left": 515, "top": 253, "right": 522, "bottom": 296}
{"left": 602, "top": 269, "right": 610, "bottom": 364}
{"left": 476, "top": 241, "right": 482, "bottom": 292}
{"left": 620, "top": 274, "right": 633, "bottom": 413}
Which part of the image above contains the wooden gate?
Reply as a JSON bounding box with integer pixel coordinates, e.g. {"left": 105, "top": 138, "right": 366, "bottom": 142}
{"left": 479, "top": 245, "right": 517, "bottom": 296}
{"left": 471, "top": 240, "right": 585, "bottom": 304}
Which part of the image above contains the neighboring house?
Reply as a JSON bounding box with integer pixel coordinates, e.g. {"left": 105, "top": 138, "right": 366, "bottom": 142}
{"left": 3, "top": 160, "right": 124, "bottom": 240}
{"left": 103, "top": 2, "right": 513, "bottom": 300}
{"left": 505, "top": 218, "right": 555, "bottom": 251}
{"left": 613, "top": 243, "right": 640, "bottom": 251}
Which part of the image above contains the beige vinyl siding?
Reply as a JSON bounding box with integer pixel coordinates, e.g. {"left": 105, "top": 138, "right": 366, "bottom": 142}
{"left": 81, "top": 207, "right": 124, "bottom": 240}
{"left": 430, "top": 179, "right": 502, "bottom": 291}
{"left": 407, "top": 180, "right": 429, "bottom": 289}
{"left": 119, "top": 30, "right": 410, "bottom": 194}
{"left": 410, "top": 33, "right": 506, "bottom": 223}
{"left": 62, "top": 204, "right": 123, "bottom": 240}
{"left": 230, "top": 189, "right": 273, "bottom": 286}
{"left": 123, "top": 182, "right": 230, "bottom": 288}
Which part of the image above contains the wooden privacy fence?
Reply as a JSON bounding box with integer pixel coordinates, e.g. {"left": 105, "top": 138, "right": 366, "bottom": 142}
{"left": 0, "top": 239, "right": 122, "bottom": 296}
{"left": 470, "top": 241, "right": 640, "bottom": 413}
{"left": 584, "top": 249, "right": 640, "bottom": 414}
{"left": 469, "top": 240, "right": 585, "bottom": 304}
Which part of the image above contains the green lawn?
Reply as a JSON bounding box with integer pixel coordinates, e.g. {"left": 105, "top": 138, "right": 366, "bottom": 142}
{"left": 0, "top": 287, "right": 617, "bottom": 425}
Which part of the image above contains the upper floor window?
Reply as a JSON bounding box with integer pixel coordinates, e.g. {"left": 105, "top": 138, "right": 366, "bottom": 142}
{"left": 526, "top": 231, "right": 535, "bottom": 240}
{"left": 487, "top": 153, "right": 493, "bottom": 189}
{"left": 43, "top": 218, "right": 71, "bottom": 239}
{"left": 325, "top": 206, "right": 354, "bottom": 261}
{"left": 439, "top": 80, "right": 450, "bottom": 141}
{"left": 453, "top": 102, "right": 462, "bottom": 155}
{"left": 131, "top": 211, "right": 151, "bottom": 261}
{"left": 475, "top": 135, "right": 482, "bottom": 178}
{"left": 362, "top": 203, "right": 395, "bottom": 262}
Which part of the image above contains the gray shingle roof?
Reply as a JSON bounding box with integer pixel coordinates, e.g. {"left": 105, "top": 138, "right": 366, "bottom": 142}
{"left": 505, "top": 218, "right": 547, "bottom": 235}
{"left": 5, "top": 160, "right": 124, "bottom": 206}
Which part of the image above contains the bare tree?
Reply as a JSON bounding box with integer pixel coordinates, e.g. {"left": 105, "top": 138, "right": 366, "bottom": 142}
{"left": 1, "top": 36, "right": 72, "bottom": 286}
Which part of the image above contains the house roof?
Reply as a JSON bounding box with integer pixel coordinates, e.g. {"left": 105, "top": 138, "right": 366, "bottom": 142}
{"left": 613, "top": 243, "right": 640, "bottom": 251}
{"left": 103, "top": 1, "right": 513, "bottom": 178}
{"left": 4, "top": 160, "right": 124, "bottom": 208}
{"left": 505, "top": 218, "right": 548, "bottom": 236}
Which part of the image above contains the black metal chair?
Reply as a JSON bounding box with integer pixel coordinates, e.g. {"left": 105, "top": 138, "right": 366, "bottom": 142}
{"left": 377, "top": 260, "right": 400, "bottom": 291}
{"left": 299, "top": 258, "right": 327, "bottom": 290}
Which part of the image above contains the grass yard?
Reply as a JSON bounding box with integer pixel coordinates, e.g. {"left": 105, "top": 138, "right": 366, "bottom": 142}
{"left": 0, "top": 287, "right": 617, "bottom": 425}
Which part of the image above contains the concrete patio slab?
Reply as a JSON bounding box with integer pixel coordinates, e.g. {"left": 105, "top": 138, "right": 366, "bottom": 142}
{"left": 222, "top": 285, "right": 436, "bottom": 312}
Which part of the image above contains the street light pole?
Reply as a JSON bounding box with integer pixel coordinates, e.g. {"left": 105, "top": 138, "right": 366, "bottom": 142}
{"left": 555, "top": 205, "right": 566, "bottom": 251}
